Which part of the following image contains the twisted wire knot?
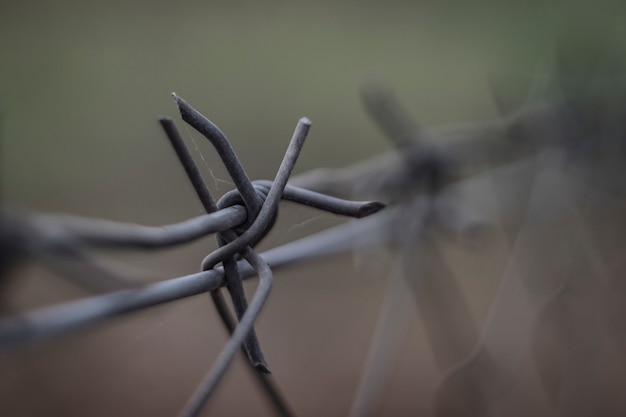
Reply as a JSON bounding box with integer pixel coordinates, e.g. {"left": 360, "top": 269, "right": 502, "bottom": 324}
{"left": 216, "top": 184, "right": 276, "bottom": 246}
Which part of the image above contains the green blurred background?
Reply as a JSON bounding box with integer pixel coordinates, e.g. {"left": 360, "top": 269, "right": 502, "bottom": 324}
{"left": 1, "top": 1, "right": 625, "bottom": 416}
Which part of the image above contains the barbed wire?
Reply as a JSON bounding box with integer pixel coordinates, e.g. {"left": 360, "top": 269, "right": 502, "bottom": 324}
{"left": 293, "top": 65, "right": 626, "bottom": 416}
{"left": 0, "top": 94, "right": 385, "bottom": 417}
{"left": 3, "top": 53, "right": 626, "bottom": 416}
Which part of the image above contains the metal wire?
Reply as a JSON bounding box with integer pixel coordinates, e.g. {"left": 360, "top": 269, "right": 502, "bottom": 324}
{"left": 0, "top": 205, "right": 389, "bottom": 350}
{"left": 180, "top": 117, "right": 311, "bottom": 416}
{"left": 161, "top": 110, "right": 269, "bottom": 373}
{"left": 3, "top": 60, "right": 626, "bottom": 417}
{"left": 0, "top": 95, "right": 385, "bottom": 417}
{"left": 174, "top": 93, "right": 263, "bottom": 219}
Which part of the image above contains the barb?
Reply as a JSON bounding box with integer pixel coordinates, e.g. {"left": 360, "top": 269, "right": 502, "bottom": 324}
{"left": 0, "top": 92, "right": 384, "bottom": 417}
{"left": 253, "top": 180, "right": 384, "bottom": 218}
{"left": 173, "top": 94, "right": 263, "bottom": 218}
{"left": 360, "top": 82, "right": 422, "bottom": 149}
{"left": 160, "top": 110, "right": 268, "bottom": 372}
{"left": 160, "top": 117, "right": 219, "bottom": 212}
{"left": 167, "top": 99, "right": 314, "bottom": 379}
{"left": 200, "top": 118, "right": 311, "bottom": 271}
{"left": 180, "top": 118, "right": 311, "bottom": 415}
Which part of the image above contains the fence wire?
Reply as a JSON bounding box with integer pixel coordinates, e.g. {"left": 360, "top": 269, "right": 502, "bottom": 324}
{"left": 2, "top": 52, "right": 626, "bottom": 416}
{"left": 0, "top": 94, "right": 386, "bottom": 417}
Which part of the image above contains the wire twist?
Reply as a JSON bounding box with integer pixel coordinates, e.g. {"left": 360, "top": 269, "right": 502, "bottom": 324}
{"left": 0, "top": 93, "right": 388, "bottom": 417}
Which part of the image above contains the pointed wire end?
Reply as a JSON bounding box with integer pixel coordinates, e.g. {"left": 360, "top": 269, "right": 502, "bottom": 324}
{"left": 294, "top": 117, "right": 312, "bottom": 142}
{"left": 253, "top": 361, "right": 272, "bottom": 374}
{"left": 171, "top": 94, "right": 198, "bottom": 127}
{"left": 298, "top": 117, "right": 312, "bottom": 127}
{"left": 172, "top": 92, "right": 189, "bottom": 114}
{"left": 288, "top": 118, "right": 312, "bottom": 151}
{"left": 172, "top": 92, "right": 184, "bottom": 109}
{"left": 158, "top": 116, "right": 179, "bottom": 141}
{"left": 355, "top": 201, "right": 386, "bottom": 218}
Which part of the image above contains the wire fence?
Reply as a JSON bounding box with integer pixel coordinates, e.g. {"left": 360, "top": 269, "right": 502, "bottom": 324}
{"left": 2, "top": 55, "right": 626, "bottom": 416}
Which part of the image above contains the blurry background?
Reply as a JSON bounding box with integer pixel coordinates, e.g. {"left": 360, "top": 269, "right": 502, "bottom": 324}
{"left": 1, "top": 1, "right": 625, "bottom": 416}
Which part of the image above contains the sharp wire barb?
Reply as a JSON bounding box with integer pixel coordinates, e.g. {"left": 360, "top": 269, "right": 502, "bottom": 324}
{"left": 199, "top": 118, "right": 311, "bottom": 272}
{"left": 173, "top": 93, "right": 263, "bottom": 218}
{"left": 188, "top": 118, "right": 311, "bottom": 408}
{"left": 159, "top": 117, "right": 219, "bottom": 212}
{"left": 160, "top": 108, "right": 267, "bottom": 372}
{"left": 166, "top": 102, "right": 310, "bottom": 415}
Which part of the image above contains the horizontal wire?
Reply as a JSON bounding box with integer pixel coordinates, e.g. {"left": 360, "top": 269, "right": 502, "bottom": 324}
{"left": 254, "top": 180, "right": 385, "bottom": 218}
{"left": 27, "top": 207, "right": 247, "bottom": 249}
{"left": 6, "top": 183, "right": 384, "bottom": 252}
{"left": 0, "top": 206, "right": 393, "bottom": 352}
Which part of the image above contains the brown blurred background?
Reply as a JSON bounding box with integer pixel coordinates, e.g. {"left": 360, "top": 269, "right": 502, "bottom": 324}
{"left": 1, "top": 1, "right": 626, "bottom": 416}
